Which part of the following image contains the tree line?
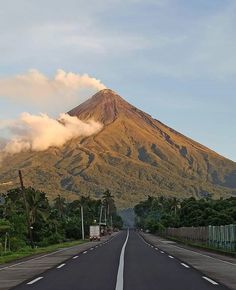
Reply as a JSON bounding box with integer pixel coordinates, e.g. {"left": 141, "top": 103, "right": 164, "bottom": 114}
{"left": 0, "top": 187, "right": 123, "bottom": 253}
{"left": 134, "top": 195, "right": 236, "bottom": 233}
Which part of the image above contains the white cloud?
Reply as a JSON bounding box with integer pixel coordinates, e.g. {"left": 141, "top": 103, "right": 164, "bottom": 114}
{"left": 0, "top": 69, "right": 106, "bottom": 110}
{"left": 1, "top": 112, "right": 103, "bottom": 154}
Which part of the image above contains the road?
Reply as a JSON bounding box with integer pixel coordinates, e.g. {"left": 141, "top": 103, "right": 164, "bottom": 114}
{"left": 12, "top": 230, "right": 229, "bottom": 290}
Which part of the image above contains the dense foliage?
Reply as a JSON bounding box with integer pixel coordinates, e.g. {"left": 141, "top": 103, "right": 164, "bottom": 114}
{"left": 0, "top": 187, "right": 123, "bottom": 253}
{"left": 135, "top": 196, "right": 236, "bottom": 233}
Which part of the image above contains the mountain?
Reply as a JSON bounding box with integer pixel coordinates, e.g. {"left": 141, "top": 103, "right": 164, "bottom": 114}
{"left": 1, "top": 89, "right": 236, "bottom": 207}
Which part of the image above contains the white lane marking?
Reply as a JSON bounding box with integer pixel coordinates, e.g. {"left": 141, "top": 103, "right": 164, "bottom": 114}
{"left": 27, "top": 277, "right": 43, "bottom": 285}
{"left": 83, "top": 251, "right": 87, "bottom": 254}
{"left": 203, "top": 276, "right": 218, "bottom": 285}
{"left": 90, "top": 248, "right": 94, "bottom": 250}
{"left": 155, "top": 248, "right": 158, "bottom": 250}
{"left": 0, "top": 247, "right": 71, "bottom": 271}
{"left": 160, "top": 251, "right": 164, "bottom": 254}
{"left": 168, "top": 255, "right": 174, "bottom": 259}
{"left": 181, "top": 263, "right": 190, "bottom": 268}
{"left": 57, "top": 263, "right": 66, "bottom": 269}
{"left": 154, "top": 237, "right": 236, "bottom": 267}
{"left": 115, "top": 229, "right": 129, "bottom": 290}
{"left": 73, "top": 256, "right": 79, "bottom": 259}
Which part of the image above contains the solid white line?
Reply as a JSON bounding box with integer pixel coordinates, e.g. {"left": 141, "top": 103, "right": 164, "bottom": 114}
{"left": 202, "top": 276, "right": 218, "bottom": 285}
{"left": 181, "top": 263, "right": 190, "bottom": 268}
{"left": 27, "top": 277, "right": 43, "bottom": 285}
{"left": 73, "top": 256, "right": 79, "bottom": 259}
{"left": 168, "top": 255, "right": 174, "bottom": 259}
{"left": 57, "top": 263, "right": 65, "bottom": 269}
{"left": 115, "top": 229, "right": 129, "bottom": 290}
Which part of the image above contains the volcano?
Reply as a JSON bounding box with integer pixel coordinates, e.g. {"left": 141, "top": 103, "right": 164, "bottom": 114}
{"left": 1, "top": 89, "right": 236, "bottom": 207}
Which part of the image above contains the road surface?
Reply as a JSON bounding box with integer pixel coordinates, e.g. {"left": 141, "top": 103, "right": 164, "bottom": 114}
{"left": 12, "top": 230, "right": 229, "bottom": 290}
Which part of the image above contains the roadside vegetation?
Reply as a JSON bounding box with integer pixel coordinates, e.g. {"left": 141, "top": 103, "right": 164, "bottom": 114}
{"left": 134, "top": 195, "right": 236, "bottom": 232}
{"left": 0, "top": 187, "right": 123, "bottom": 262}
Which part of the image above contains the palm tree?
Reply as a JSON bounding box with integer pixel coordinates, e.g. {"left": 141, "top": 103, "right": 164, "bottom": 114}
{"left": 53, "top": 195, "right": 67, "bottom": 220}
{"left": 102, "top": 190, "right": 116, "bottom": 226}
{"left": 170, "top": 197, "right": 179, "bottom": 216}
{"left": 25, "top": 187, "right": 49, "bottom": 227}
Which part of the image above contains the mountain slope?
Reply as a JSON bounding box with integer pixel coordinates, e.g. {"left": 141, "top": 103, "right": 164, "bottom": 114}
{"left": 1, "top": 89, "right": 236, "bottom": 207}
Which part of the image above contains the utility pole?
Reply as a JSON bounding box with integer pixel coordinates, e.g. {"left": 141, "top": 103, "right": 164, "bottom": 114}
{"left": 104, "top": 207, "right": 107, "bottom": 225}
{"left": 99, "top": 205, "right": 103, "bottom": 225}
{"left": 107, "top": 203, "right": 110, "bottom": 227}
{"left": 81, "top": 205, "right": 85, "bottom": 240}
{"left": 18, "top": 170, "right": 34, "bottom": 248}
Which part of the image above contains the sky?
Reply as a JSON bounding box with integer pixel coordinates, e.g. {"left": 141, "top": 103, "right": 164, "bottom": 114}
{"left": 0, "top": 0, "right": 235, "bottom": 161}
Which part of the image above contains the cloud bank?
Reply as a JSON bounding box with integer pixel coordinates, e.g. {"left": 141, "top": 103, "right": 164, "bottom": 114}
{"left": 0, "top": 69, "right": 106, "bottom": 110}
{"left": 0, "top": 113, "right": 102, "bottom": 154}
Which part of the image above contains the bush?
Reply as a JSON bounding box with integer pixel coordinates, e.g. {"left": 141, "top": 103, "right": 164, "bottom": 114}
{"left": 38, "top": 233, "right": 64, "bottom": 247}
{"left": 10, "top": 237, "right": 27, "bottom": 251}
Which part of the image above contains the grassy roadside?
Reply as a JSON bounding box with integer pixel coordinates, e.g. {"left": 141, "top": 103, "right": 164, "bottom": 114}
{"left": 164, "top": 236, "right": 236, "bottom": 257}
{"left": 0, "top": 239, "right": 88, "bottom": 265}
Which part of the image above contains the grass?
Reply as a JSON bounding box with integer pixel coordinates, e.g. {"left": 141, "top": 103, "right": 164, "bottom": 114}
{"left": 165, "top": 236, "right": 236, "bottom": 257}
{"left": 0, "top": 239, "right": 88, "bottom": 265}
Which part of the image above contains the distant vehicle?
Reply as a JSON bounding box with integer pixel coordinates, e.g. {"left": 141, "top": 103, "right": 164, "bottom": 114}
{"left": 89, "top": 225, "right": 100, "bottom": 241}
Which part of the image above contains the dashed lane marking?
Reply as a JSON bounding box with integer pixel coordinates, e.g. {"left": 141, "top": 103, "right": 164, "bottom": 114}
{"left": 202, "top": 276, "right": 218, "bottom": 285}
{"left": 181, "top": 263, "right": 190, "bottom": 268}
{"left": 27, "top": 277, "right": 43, "bottom": 285}
{"left": 57, "top": 263, "right": 66, "bottom": 269}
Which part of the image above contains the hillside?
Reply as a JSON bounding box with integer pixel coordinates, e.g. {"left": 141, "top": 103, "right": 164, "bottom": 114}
{"left": 0, "top": 89, "right": 236, "bottom": 207}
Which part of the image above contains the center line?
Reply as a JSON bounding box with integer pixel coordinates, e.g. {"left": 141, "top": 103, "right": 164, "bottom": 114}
{"left": 115, "top": 229, "right": 129, "bottom": 290}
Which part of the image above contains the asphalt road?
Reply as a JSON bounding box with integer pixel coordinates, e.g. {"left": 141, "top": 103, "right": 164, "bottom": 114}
{"left": 12, "top": 230, "right": 230, "bottom": 290}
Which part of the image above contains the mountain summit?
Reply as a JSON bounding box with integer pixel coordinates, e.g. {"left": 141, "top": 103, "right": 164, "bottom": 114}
{"left": 1, "top": 89, "right": 236, "bottom": 207}
{"left": 68, "top": 89, "right": 137, "bottom": 124}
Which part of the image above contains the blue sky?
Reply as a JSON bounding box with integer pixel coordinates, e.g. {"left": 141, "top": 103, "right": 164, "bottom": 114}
{"left": 0, "top": 0, "right": 236, "bottom": 161}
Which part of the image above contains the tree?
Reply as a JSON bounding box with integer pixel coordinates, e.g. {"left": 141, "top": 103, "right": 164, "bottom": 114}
{"left": 102, "top": 190, "right": 116, "bottom": 225}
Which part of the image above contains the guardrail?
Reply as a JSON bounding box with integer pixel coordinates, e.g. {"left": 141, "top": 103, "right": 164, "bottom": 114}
{"left": 163, "top": 224, "right": 236, "bottom": 252}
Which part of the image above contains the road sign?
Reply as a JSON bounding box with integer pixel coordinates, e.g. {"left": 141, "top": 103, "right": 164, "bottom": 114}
{"left": 0, "top": 196, "right": 5, "bottom": 205}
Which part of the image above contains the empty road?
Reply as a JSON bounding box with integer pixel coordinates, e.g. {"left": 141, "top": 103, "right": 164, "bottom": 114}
{"left": 12, "top": 230, "right": 229, "bottom": 290}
